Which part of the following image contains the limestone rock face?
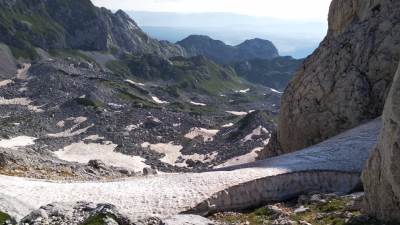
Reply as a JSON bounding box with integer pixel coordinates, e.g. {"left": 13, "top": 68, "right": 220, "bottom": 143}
{"left": 0, "top": 0, "right": 186, "bottom": 58}
{"left": 362, "top": 62, "right": 400, "bottom": 222}
{"left": 271, "top": 0, "right": 400, "bottom": 154}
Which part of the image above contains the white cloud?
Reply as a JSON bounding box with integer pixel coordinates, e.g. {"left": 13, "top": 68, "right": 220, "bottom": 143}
{"left": 92, "top": 0, "right": 332, "bottom": 21}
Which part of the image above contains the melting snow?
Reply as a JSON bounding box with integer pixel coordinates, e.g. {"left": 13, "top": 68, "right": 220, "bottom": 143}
{"left": 0, "top": 136, "right": 37, "bottom": 149}
{"left": 0, "top": 97, "right": 43, "bottom": 112}
{"left": 151, "top": 96, "right": 169, "bottom": 104}
{"left": 215, "top": 147, "right": 263, "bottom": 168}
{"left": 83, "top": 135, "right": 104, "bottom": 141}
{"left": 0, "top": 80, "right": 13, "bottom": 87}
{"left": 184, "top": 128, "right": 219, "bottom": 142}
{"left": 141, "top": 142, "right": 183, "bottom": 166}
{"left": 48, "top": 117, "right": 93, "bottom": 138}
{"left": 125, "top": 123, "right": 142, "bottom": 132}
{"left": 54, "top": 141, "right": 148, "bottom": 171}
{"left": 235, "top": 88, "right": 250, "bottom": 94}
{"left": 242, "top": 126, "right": 269, "bottom": 143}
{"left": 141, "top": 142, "right": 217, "bottom": 167}
{"left": 222, "top": 123, "right": 234, "bottom": 128}
{"left": 125, "top": 79, "right": 145, "bottom": 86}
{"left": 270, "top": 88, "right": 283, "bottom": 94}
{"left": 226, "top": 111, "right": 248, "bottom": 116}
{"left": 189, "top": 101, "right": 207, "bottom": 106}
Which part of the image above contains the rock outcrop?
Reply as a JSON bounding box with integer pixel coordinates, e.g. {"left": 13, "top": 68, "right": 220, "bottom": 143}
{"left": 233, "top": 56, "right": 303, "bottom": 91}
{"left": 362, "top": 62, "right": 400, "bottom": 222}
{"left": 177, "top": 35, "right": 279, "bottom": 64}
{"left": 0, "top": 0, "right": 185, "bottom": 58}
{"left": 264, "top": 0, "right": 400, "bottom": 155}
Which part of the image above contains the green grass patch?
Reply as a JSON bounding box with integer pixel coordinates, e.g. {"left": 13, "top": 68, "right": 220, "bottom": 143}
{"left": 80, "top": 213, "right": 117, "bottom": 225}
{"left": 0, "top": 211, "right": 13, "bottom": 224}
{"left": 75, "top": 98, "right": 104, "bottom": 109}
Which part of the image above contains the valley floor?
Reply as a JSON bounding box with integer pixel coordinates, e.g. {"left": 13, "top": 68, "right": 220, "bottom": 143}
{"left": 0, "top": 119, "right": 381, "bottom": 222}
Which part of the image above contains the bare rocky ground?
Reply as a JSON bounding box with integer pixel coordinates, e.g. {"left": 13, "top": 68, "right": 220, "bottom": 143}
{"left": 0, "top": 55, "right": 277, "bottom": 180}
{"left": 210, "top": 192, "right": 396, "bottom": 225}
{"left": 0, "top": 119, "right": 381, "bottom": 224}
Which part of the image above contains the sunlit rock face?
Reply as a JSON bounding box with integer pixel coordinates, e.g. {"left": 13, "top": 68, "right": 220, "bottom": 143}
{"left": 261, "top": 0, "right": 400, "bottom": 157}
{"left": 362, "top": 61, "right": 400, "bottom": 223}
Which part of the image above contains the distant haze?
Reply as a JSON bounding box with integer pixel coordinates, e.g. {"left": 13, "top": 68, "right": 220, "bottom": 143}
{"left": 128, "top": 12, "right": 328, "bottom": 58}
{"left": 92, "top": 0, "right": 331, "bottom": 58}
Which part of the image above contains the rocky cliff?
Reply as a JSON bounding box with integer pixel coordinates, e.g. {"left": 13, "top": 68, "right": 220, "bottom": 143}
{"left": 0, "top": 0, "right": 185, "bottom": 59}
{"left": 362, "top": 61, "right": 400, "bottom": 222}
{"left": 177, "top": 35, "right": 279, "bottom": 64}
{"left": 264, "top": 0, "right": 400, "bottom": 155}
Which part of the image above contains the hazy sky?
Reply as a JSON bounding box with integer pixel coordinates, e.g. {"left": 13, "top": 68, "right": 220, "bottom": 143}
{"left": 92, "top": 0, "right": 332, "bottom": 21}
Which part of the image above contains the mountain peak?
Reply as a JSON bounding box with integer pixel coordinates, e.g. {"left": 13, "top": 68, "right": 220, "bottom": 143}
{"left": 177, "top": 35, "right": 279, "bottom": 64}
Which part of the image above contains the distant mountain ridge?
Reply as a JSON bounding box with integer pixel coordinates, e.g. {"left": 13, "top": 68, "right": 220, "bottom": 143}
{"left": 177, "top": 35, "right": 279, "bottom": 64}
{"left": 0, "top": 0, "right": 186, "bottom": 59}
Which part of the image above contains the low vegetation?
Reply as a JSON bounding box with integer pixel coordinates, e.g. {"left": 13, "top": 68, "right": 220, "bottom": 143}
{"left": 210, "top": 194, "right": 396, "bottom": 225}
{"left": 0, "top": 211, "right": 14, "bottom": 225}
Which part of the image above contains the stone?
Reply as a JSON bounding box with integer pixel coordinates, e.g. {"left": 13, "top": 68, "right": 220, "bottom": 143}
{"left": 294, "top": 206, "right": 309, "bottom": 214}
{"left": 362, "top": 61, "right": 400, "bottom": 222}
{"left": 142, "top": 167, "right": 157, "bottom": 176}
{"left": 88, "top": 160, "right": 107, "bottom": 170}
{"left": 20, "top": 202, "right": 133, "bottom": 225}
{"left": 160, "top": 215, "right": 215, "bottom": 225}
{"left": 261, "top": 0, "right": 400, "bottom": 157}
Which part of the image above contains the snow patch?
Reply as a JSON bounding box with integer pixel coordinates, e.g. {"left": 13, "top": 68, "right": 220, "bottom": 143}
{"left": 242, "top": 126, "right": 269, "bottom": 143}
{"left": 222, "top": 123, "right": 234, "bottom": 128}
{"left": 0, "top": 80, "right": 13, "bottom": 87}
{"left": 0, "top": 97, "right": 43, "bottom": 112}
{"left": 0, "top": 136, "right": 37, "bottom": 149}
{"left": 151, "top": 96, "right": 169, "bottom": 104}
{"left": 141, "top": 142, "right": 183, "bottom": 166}
{"left": 184, "top": 128, "right": 219, "bottom": 142}
{"left": 48, "top": 117, "right": 93, "bottom": 138}
{"left": 215, "top": 147, "right": 263, "bottom": 168}
{"left": 226, "top": 111, "right": 248, "bottom": 116}
{"left": 54, "top": 141, "right": 148, "bottom": 171}
{"left": 270, "top": 88, "right": 283, "bottom": 94}
{"left": 125, "top": 79, "right": 145, "bottom": 86}
{"left": 235, "top": 88, "right": 250, "bottom": 94}
{"left": 83, "top": 135, "right": 104, "bottom": 141}
{"left": 125, "top": 123, "right": 142, "bottom": 132}
{"left": 189, "top": 101, "right": 206, "bottom": 106}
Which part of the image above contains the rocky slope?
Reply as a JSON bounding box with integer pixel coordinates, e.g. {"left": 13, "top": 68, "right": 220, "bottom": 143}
{"left": 233, "top": 56, "right": 303, "bottom": 91}
{"left": 0, "top": 119, "right": 380, "bottom": 223}
{"left": 0, "top": 0, "right": 185, "bottom": 59}
{"left": 177, "top": 35, "right": 279, "bottom": 64}
{"left": 262, "top": 0, "right": 400, "bottom": 155}
{"left": 362, "top": 61, "right": 400, "bottom": 222}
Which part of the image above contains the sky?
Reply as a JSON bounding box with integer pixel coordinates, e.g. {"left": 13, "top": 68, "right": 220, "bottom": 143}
{"left": 92, "top": 0, "right": 332, "bottom": 22}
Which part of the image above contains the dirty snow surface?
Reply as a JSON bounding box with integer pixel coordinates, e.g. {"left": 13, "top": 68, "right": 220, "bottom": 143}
{"left": 54, "top": 141, "right": 148, "bottom": 171}
{"left": 0, "top": 136, "right": 36, "bottom": 149}
{"left": 0, "top": 119, "right": 381, "bottom": 221}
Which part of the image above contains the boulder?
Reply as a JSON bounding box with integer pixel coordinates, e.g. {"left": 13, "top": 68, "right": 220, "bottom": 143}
{"left": 262, "top": 0, "right": 400, "bottom": 157}
{"left": 362, "top": 61, "right": 400, "bottom": 222}
{"left": 20, "top": 202, "right": 133, "bottom": 225}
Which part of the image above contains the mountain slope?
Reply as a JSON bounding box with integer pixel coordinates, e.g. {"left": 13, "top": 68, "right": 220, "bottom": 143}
{"left": 177, "top": 35, "right": 279, "bottom": 64}
{"left": 233, "top": 56, "right": 303, "bottom": 91}
{"left": 0, "top": 0, "right": 185, "bottom": 59}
